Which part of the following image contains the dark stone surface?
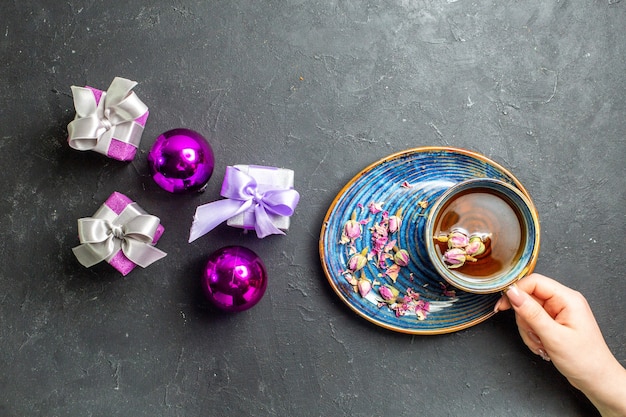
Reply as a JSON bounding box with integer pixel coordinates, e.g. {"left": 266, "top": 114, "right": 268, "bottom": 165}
{"left": 1, "top": 1, "right": 624, "bottom": 416}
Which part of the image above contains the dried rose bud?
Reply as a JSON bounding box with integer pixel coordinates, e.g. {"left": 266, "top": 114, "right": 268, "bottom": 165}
{"left": 357, "top": 277, "right": 372, "bottom": 297}
{"left": 465, "top": 236, "right": 486, "bottom": 257}
{"left": 387, "top": 208, "right": 403, "bottom": 234}
{"left": 393, "top": 248, "right": 410, "bottom": 267}
{"left": 348, "top": 248, "right": 369, "bottom": 271}
{"left": 447, "top": 231, "right": 469, "bottom": 249}
{"left": 348, "top": 254, "right": 367, "bottom": 271}
{"left": 343, "top": 210, "right": 362, "bottom": 240}
{"left": 387, "top": 216, "right": 400, "bottom": 234}
{"left": 443, "top": 248, "right": 466, "bottom": 269}
{"left": 379, "top": 285, "right": 399, "bottom": 302}
{"left": 344, "top": 221, "right": 361, "bottom": 239}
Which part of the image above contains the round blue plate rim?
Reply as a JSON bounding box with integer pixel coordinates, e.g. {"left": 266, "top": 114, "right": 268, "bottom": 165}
{"left": 319, "top": 147, "right": 536, "bottom": 335}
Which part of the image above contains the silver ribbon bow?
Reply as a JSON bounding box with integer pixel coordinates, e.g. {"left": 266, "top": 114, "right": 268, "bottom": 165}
{"left": 72, "top": 202, "right": 167, "bottom": 269}
{"left": 67, "top": 77, "right": 148, "bottom": 154}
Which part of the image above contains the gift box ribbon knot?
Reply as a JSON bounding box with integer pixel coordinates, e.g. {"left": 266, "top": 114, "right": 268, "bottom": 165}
{"left": 189, "top": 166, "right": 300, "bottom": 241}
{"left": 73, "top": 202, "right": 167, "bottom": 269}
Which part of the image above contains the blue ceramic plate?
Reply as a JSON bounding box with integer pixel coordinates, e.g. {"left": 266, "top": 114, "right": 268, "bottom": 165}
{"left": 319, "top": 147, "right": 536, "bottom": 335}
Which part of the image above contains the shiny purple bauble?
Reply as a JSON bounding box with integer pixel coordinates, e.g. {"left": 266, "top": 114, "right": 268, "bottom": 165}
{"left": 202, "top": 246, "right": 268, "bottom": 312}
{"left": 147, "top": 128, "right": 215, "bottom": 193}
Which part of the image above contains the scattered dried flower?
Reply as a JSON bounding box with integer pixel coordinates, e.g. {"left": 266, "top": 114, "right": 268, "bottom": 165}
{"left": 393, "top": 247, "right": 410, "bottom": 267}
{"left": 385, "top": 264, "right": 401, "bottom": 282}
{"left": 383, "top": 287, "right": 431, "bottom": 320}
{"left": 368, "top": 201, "right": 384, "bottom": 214}
{"left": 379, "top": 285, "right": 399, "bottom": 303}
{"left": 370, "top": 223, "right": 391, "bottom": 268}
{"left": 348, "top": 247, "right": 368, "bottom": 271}
{"left": 440, "top": 282, "right": 456, "bottom": 298}
{"left": 405, "top": 287, "right": 419, "bottom": 301}
{"left": 387, "top": 208, "right": 403, "bottom": 234}
{"left": 343, "top": 272, "right": 358, "bottom": 287}
{"left": 340, "top": 210, "right": 362, "bottom": 244}
{"left": 339, "top": 185, "right": 450, "bottom": 322}
{"left": 357, "top": 276, "right": 372, "bottom": 297}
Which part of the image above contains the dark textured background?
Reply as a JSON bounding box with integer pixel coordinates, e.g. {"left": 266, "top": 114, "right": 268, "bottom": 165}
{"left": 1, "top": 1, "right": 625, "bottom": 416}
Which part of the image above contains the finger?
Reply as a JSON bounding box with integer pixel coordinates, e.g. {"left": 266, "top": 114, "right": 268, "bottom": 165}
{"left": 514, "top": 273, "right": 580, "bottom": 320}
{"left": 494, "top": 273, "right": 551, "bottom": 313}
{"left": 494, "top": 277, "right": 551, "bottom": 313}
{"left": 505, "top": 284, "right": 560, "bottom": 338}
{"left": 515, "top": 314, "right": 552, "bottom": 361}
{"left": 495, "top": 273, "right": 554, "bottom": 313}
{"left": 494, "top": 294, "right": 511, "bottom": 312}
{"left": 514, "top": 273, "right": 574, "bottom": 307}
{"left": 515, "top": 315, "right": 537, "bottom": 344}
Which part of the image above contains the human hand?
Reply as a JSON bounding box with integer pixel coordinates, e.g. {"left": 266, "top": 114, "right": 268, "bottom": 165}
{"left": 495, "top": 273, "right": 626, "bottom": 417}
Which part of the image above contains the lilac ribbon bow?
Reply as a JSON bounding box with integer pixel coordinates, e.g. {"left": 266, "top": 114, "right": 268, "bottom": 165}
{"left": 189, "top": 166, "right": 300, "bottom": 241}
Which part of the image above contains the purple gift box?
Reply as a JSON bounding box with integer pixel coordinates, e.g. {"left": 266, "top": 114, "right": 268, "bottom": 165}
{"left": 188, "top": 164, "right": 300, "bottom": 241}
{"left": 73, "top": 192, "right": 166, "bottom": 276}
{"left": 67, "top": 77, "right": 149, "bottom": 161}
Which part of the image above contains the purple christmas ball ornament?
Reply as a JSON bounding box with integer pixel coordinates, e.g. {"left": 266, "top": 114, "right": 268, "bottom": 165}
{"left": 147, "top": 128, "right": 215, "bottom": 193}
{"left": 202, "top": 246, "right": 268, "bottom": 312}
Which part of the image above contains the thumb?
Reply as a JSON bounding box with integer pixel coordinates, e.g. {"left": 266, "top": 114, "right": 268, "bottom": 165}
{"left": 505, "top": 285, "right": 557, "bottom": 336}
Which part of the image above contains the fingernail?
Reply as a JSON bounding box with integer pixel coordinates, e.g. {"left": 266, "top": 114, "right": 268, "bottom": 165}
{"left": 493, "top": 298, "right": 503, "bottom": 313}
{"left": 537, "top": 348, "right": 551, "bottom": 362}
{"left": 505, "top": 284, "right": 524, "bottom": 307}
{"left": 527, "top": 331, "right": 542, "bottom": 346}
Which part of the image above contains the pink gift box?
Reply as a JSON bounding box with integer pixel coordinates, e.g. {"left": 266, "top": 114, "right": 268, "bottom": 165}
{"left": 82, "top": 192, "right": 164, "bottom": 276}
{"left": 67, "top": 77, "right": 149, "bottom": 162}
{"left": 86, "top": 86, "right": 149, "bottom": 161}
